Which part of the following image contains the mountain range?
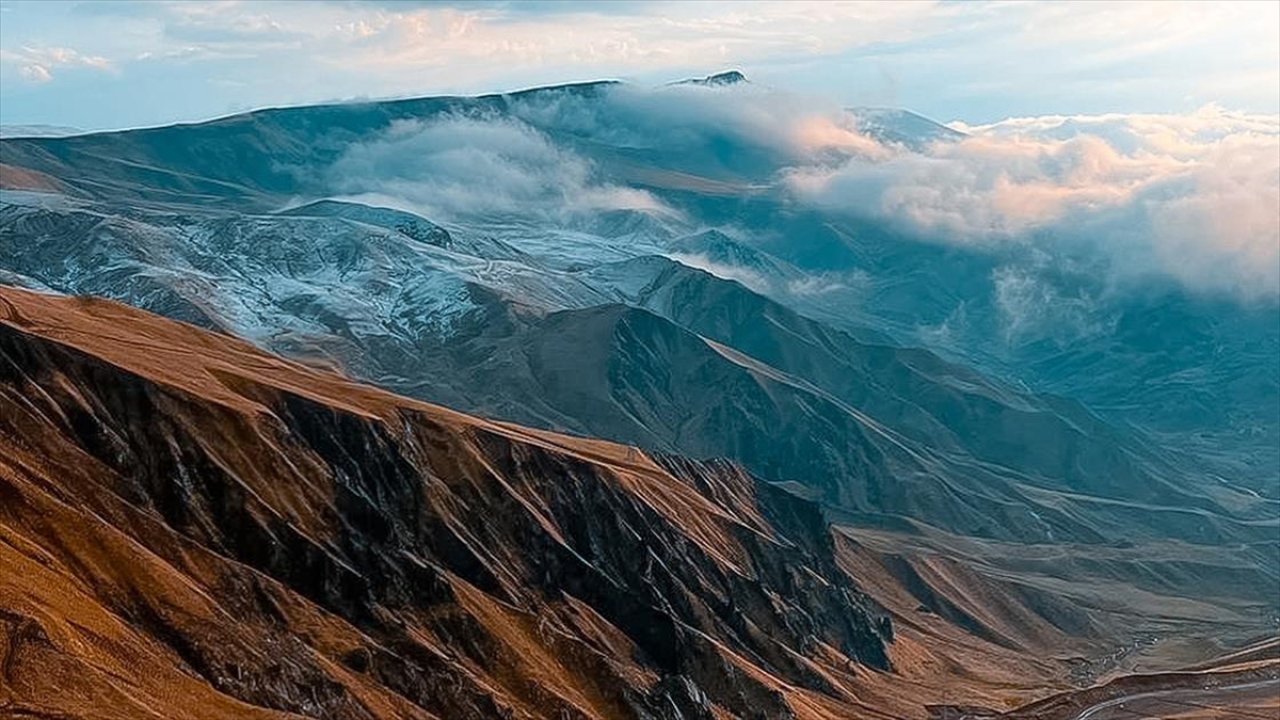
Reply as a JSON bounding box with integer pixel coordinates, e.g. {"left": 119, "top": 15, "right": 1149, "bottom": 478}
{"left": 1, "top": 73, "right": 1276, "bottom": 718}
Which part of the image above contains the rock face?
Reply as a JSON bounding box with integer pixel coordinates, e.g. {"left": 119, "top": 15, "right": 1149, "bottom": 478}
{"left": 0, "top": 285, "right": 894, "bottom": 720}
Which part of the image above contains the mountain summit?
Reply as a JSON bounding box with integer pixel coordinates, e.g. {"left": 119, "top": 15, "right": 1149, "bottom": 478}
{"left": 674, "top": 70, "right": 748, "bottom": 86}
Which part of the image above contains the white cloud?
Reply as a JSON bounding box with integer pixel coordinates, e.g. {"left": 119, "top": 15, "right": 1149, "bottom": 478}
{"left": 787, "top": 275, "right": 851, "bottom": 297}
{"left": 509, "top": 80, "right": 888, "bottom": 168}
{"left": 1127, "top": 136, "right": 1280, "bottom": 298}
{"left": 787, "top": 105, "right": 1280, "bottom": 299}
{"left": 313, "top": 2, "right": 938, "bottom": 78}
{"left": 991, "top": 262, "right": 1115, "bottom": 345}
{"left": 325, "top": 113, "right": 674, "bottom": 222}
{"left": 18, "top": 64, "right": 52, "bottom": 83}
{"left": 0, "top": 45, "right": 114, "bottom": 83}
{"left": 321, "top": 79, "right": 890, "bottom": 226}
{"left": 666, "top": 252, "right": 770, "bottom": 293}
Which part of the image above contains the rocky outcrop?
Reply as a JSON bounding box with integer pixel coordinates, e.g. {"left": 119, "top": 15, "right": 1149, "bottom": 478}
{"left": 0, "top": 286, "right": 892, "bottom": 719}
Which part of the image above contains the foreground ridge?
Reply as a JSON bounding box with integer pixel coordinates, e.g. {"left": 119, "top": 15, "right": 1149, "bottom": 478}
{"left": 0, "top": 285, "right": 899, "bottom": 720}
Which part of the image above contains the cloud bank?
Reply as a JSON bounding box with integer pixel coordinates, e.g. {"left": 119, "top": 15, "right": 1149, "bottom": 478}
{"left": 320, "top": 79, "right": 1276, "bottom": 302}
{"left": 326, "top": 113, "right": 672, "bottom": 222}
{"left": 510, "top": 80, "right": 1280, "bottom": 302}
{"left": 509, "top": 80, "right": 889, "bottom": 163}
{"left": 787, "top": 105, "right": 1280, "bottom": 300}
{"left": 323, "top": 79, "right": 894, "bottom": 225}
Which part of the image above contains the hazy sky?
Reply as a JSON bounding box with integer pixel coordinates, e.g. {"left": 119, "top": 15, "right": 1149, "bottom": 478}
{"left": 1, "top": 0, "right": 1278, "bottom": 131}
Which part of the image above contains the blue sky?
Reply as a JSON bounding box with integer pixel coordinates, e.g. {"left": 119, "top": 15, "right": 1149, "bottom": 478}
{"left": 1, "top": 0, "right": 1277, "bottom": 131}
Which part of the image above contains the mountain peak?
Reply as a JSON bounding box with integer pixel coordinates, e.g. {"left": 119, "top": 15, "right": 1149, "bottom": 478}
{"left": 675, "top": 70, "right": 748, "bottom": 87}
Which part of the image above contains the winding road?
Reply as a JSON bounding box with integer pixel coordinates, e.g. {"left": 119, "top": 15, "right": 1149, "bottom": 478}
{"left": 1072, "top": 677, "right": 1280, "bottom": 719}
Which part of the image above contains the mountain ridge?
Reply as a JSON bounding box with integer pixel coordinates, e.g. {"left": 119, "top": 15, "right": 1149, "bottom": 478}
{"left": 0, "top": 284, "right": 900, "bottom": 720}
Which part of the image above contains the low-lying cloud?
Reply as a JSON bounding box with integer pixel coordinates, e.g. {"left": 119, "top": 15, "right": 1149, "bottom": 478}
{"left": 326, "top": 113, "right": 673, "bottom": 222}
{"left": 787, "top": 105, "right": 1280, "bottom": 300}
{"left": 510, "top": 81, "right": 890, "bottom": 165}
{"left": 323, "top": 80, "right": 884, "bottom": 225}
{"left": 324, "top": 79, "right": 1276, "bottom": 302}
{"left": 665, "top": 252, "right": 771, "bottom": 294}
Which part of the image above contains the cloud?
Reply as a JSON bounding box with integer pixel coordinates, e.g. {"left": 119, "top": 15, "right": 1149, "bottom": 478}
{"left": 18, "top": 64, "right": 52, "bottom": 83}
{"left": 509, "top": 80, "right": 888, "bottom": 169}
{"left": 665, "top": 252, "right": 770, "bottom": 293}
{"left": 787, "top": 275, "right": 851, "bottom": 297}
{"left": 991, "top": 262, "right": 1116, "bottom": 346}
{"left": 320, "top": 79, "right": 890, "bottom": 227}
{"left": 790, "top": 115, "right": 892, "bottom": 159}
{"left": 666, "top": 251, "right": 854, "bottom": 299}
{"left": 786, "top": 105, "right": 1280, "bottom": 300}
{"left": 316, "top": 1, "right": 937, "bottom": 76}
{"left": 324, "top": 113, "right": 674, "bottom": 222}
{"left": 0, "top": 45, "right": 114, "bottom": 83}
{"left": 321, "top": 81, "right": 1276, "bottom": 302}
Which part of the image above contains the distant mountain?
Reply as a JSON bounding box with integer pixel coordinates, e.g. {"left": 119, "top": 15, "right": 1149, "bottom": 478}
{"left": 673, "top": 70, "right": 749, "bottom": 87}
{"left": 666, "top": 228, "right": 802, "bottom": 286}
{"left": 0, "top": 123, "right": 84, "bottom": 138}
{"left": 847, "top": 107, "right": 965, "bottom": 149}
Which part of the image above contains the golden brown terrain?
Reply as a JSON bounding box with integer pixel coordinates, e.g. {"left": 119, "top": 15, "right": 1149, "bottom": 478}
{"left": 1, "top": 285, "right": 1275, "bottom": 720}
{"left": 0, "top": 286, "right": 979, "bottom": 719}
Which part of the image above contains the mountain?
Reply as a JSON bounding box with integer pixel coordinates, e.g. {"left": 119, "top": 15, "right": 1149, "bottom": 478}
{"left": 2, "top": 83, "right": 1270, "bottom": 495}
{"left": 0, "top": 285, "right": 896, "bottom": 720}
{"left": 1, "top": 191, "right": 1266, "bottom": 549}
{"left": 0, "top": 123, "right": 84, "bottom": 138}
{"left": 673, "top": 71, "right": 749, "bottom": 87}
{"left": 665, "top": 229, "right": 805, "bottom": 290}
{"left": 847, "top": 108, "right": 965, "bottom": 150}
{"left": 2, "top": 285, "right": 1184, "bottom": 719}
{"left": 0, "top": 77, "right": 1276, "bottom": 717}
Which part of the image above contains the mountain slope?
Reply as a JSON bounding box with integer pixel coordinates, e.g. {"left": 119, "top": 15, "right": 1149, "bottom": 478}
{"left": 0, "top": 192, "right": 1270, "bottom": 551}
{"left": 2, "top": 79, "right": 1272, "bottom": 489}
{"left": 3, "top": 286, "right": 1271, "bottom": 719}
{"left": 0, "top": 284, "right": 908, "bottom": 720}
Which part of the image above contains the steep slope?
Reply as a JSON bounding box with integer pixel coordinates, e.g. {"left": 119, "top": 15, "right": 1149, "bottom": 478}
{"left": 8, "top": 285, "right": 1223, "bottom": 719}
{"left": 4, "top": 193, "right": 1268, "bottom": 550}
{"left": 582, "top": 257, "right": 1275, "bottom": 540}
{"left": 0, "top": 284, "right": 905, "bottom": 720}
{"left": 590, "top": 257, "right": 1154, "bottom": 498}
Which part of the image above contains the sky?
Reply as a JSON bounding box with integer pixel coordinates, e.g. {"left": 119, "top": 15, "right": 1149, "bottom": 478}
{"left": 0, "top": 0, "right": 1278, "bottom": 132}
